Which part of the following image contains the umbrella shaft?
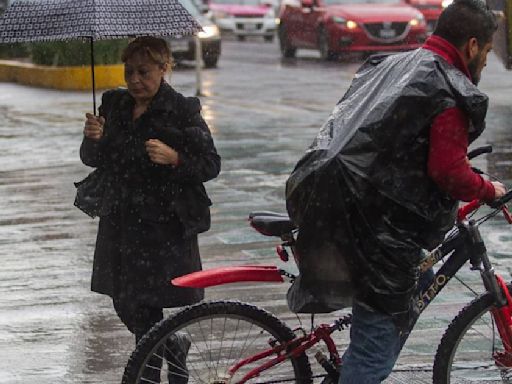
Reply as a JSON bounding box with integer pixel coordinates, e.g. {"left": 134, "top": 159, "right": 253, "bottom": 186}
{"left": 90, "top": 37, "right": 96, "bottom": 115}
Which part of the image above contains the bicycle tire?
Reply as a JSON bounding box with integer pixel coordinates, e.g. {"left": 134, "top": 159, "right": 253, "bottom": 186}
{"left": 433, "top": 284, "right": 512, "bottom": 383}
{"left": 122, "top": 300, "right": 313, "bottom": 384}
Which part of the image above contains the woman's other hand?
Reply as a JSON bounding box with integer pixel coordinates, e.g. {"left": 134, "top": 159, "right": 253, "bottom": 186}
{"left": 84, "top": 113, "right": 105, "bottom": 141}
{"left": 145, "top": 139, "right": 179, "bottom": 166}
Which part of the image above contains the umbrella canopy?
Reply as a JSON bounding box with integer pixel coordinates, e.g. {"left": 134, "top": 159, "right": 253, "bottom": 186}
{"left": 0, "top": 0, "right": 201, "bottom": 42}
{"left": 0, "top": 0, "right": 202, "bottom": 112}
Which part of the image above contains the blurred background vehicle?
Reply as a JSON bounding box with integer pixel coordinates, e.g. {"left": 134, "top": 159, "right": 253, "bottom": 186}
{"left": 168, "top": 0, "right": 222, "bottom": 68}
{"left": 403, "top": 0, "right": 442, "bottom": 33}
{"left": 207, "top": 0, "right": 279, "bottom": 42}
{"left": 278, "top": 0, "right": 428, "bottom": 60}
{"left": 487, "top": 0, "right": 511, "bottom": 69}
{"left": 0, "top": 0, "right": 7, "bottom": 15}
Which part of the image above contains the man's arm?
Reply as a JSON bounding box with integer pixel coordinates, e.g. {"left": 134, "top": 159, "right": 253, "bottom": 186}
{"left": 428, "top": 107, "right": 496, "bottom": 202}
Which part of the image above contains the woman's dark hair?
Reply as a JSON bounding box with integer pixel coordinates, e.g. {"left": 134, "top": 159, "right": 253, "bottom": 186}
{"left": 433, "top": 0, "right": 498, "bottom": 48}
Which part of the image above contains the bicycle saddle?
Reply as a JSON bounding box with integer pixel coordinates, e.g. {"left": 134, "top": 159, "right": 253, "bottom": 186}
{"left": 249, "top": 211, "right": 297, "bottom": 237}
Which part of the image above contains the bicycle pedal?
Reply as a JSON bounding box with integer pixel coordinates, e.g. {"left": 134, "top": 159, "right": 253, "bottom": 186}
{"left": 276, "top": 245, "right": 289, "bottom": 261}
{"left": 319, "top": 375, "right": 339, "bottom": 384}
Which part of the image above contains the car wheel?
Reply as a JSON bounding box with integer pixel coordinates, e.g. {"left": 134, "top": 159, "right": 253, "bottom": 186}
{"left": 203, "top": 55, "right": 219, "bottom": 68}
{"left": 318, "top": 28, "right": 336, "bottom": 61}
{"left": 278, "top": 25, "right": 296, "bottom": 58}
{"left": 264, "top": 35, "right": 274, "bottom": 42}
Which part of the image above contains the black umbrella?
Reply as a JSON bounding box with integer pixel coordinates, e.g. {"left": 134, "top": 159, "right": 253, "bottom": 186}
{"left": 0, "top": 0, "right": 201, "bottom": 113}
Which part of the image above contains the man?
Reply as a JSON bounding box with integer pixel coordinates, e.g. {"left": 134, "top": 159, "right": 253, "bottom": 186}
{"left": 285, "top": 0, "right": 505, "bottom": 382}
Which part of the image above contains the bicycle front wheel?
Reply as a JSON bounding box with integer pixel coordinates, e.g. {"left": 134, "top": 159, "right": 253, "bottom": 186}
{"left": 122, "top": 300, "right": 312, "bottom": 384}
{"left": 433, "top": 285, "right": 512, "bottom": 383}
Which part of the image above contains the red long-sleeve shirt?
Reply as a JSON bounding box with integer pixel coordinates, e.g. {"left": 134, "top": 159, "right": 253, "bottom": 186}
{"left": 423, "top": 36, "right": 495, "bottom": 202}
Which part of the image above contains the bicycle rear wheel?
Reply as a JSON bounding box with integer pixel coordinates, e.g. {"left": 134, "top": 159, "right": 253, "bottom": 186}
{"left": 433, "top": 285, "right": 512, "bottom": 383}
{"left": 122, "top": 300, "right": 312, "bottom": 384}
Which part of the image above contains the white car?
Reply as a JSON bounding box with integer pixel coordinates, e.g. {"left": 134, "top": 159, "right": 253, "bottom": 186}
{"left": 208, "top": 0, "right": 278, "bottom": 41}
{"left": 168, "top": 0, "right": 222, "bottom": 68}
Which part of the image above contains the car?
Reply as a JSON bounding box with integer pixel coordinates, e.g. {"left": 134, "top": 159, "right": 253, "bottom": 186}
{"left": 487, "top": 0, "right": 512, "bottom": 70}
{"left": 0, "top": 0, "right": 8, "bottom": 15}
{"left": 278, "top": 0, "right": 428, "bottom": 60}
{"left": 207, "top": 0, "right": 279, "bottom": 41}
{"left": 403, "top": 0, "right": 443, "bottom": 33}
{"left": 168, "top": 0, "right": 222, "bottom": 68}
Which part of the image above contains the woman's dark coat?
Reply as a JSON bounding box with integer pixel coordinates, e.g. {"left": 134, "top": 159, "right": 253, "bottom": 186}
{"left": 79, "top": 82, "right": 221, "bottom": 307}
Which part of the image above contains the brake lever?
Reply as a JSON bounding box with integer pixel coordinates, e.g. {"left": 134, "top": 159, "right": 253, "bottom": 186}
{"left": 502, "top": 206, "right": 512, "bottom": 224}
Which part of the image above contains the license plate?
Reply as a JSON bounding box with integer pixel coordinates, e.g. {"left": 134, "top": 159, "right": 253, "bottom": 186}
{"left": 244, "top": 23, "right": 257, "bottom": 31}
{"left": 171, "top": 40, "right": 190, "bottom": 52}
{"left": 379, "top": 28, "right": 396, "bottom": 38}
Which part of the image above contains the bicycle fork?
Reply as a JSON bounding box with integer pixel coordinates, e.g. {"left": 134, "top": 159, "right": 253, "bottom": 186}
{"left": 469, "top": 222, "right": 512, "bottom": 368}
{"left": 492, "top": 275, "right": 512, "bottom": 368}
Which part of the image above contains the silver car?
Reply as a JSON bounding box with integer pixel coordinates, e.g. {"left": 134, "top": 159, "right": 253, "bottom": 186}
{"left": 168, "top": 0, "right": 222, "bottom": 68}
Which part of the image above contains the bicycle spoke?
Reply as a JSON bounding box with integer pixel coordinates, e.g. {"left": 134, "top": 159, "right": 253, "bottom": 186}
{"left": 123, "top": 302, "right": 312, "bottom": 384}
{"left": 214, "top": 314, "right": 229, "bottom": 377}
{"left": 179, "top": 315, "right": 300, "bottom": 382}
{"left": 449, "top": 310, "right": 510, "bottom": 382}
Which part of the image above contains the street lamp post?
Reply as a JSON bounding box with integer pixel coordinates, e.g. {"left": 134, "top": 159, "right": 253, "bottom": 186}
{"left": 195, "top": 34, "right": 203, "bottom": 96}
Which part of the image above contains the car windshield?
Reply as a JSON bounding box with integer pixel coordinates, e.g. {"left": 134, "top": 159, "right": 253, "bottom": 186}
{"left": 322, "top": 0, "right": 399, "bottom": 5}
{"left": 209, "top": 0, "right": 267, "bottom": 5}
{"left": 179, "top": 0, "right": 202, "bottom": 16}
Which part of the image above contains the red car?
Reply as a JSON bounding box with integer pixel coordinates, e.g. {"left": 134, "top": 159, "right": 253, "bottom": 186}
{"left": 278, "top": 0, "right": 428, "bottom": 60}
{"left": 403, "top": 0, "right": 443, "bottom": 33}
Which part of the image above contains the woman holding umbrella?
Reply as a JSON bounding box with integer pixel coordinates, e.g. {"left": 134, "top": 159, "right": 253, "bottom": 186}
{"left": 80, "top": 36, "right": 220, "bottom": 381}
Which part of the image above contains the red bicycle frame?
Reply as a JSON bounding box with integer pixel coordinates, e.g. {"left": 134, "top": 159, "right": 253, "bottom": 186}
{"left": 226, "top": 322, "right": 346, "bottom": 383}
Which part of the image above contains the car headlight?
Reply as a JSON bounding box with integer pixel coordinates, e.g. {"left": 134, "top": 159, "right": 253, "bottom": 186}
{"left": 441, "top": 0, "right": 453, "bottom": 8}
{"left": 213, "top": 10, "right": 230, "bottom": 19}
{"left": 346, "top": 20, "right": 357, "bottom": 29}
{"left": 332, "top": 17, "right": 357, "bottom": 29}
{"left": 264, "top": 8, "right": 275, "bottom": 19}
{"left": 198, "top": 25, "right": 220, "bottom": 39}
{"left": 332, "top": 16, "right": 346, "bottom": 24}
{"left": 409, "top": 13, "right": 425, "bottom": 26}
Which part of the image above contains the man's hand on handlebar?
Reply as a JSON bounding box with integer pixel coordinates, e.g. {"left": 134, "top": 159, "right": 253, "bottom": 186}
{"left": 492, "top": 181, "right": 507, "bottom": 200}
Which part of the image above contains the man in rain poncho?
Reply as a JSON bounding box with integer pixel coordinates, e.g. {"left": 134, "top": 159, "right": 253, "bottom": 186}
{"left": 285, "top": 0, "right": 506, "bottom": 382}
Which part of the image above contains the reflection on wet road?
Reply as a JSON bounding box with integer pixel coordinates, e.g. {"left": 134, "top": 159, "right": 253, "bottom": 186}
{"left": 0, "top": 39, "right": 511, "bottom": 383}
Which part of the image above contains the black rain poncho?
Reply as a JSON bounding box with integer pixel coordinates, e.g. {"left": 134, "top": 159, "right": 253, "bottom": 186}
{"left": 285, "top": 48, "right": 488, "bottom": 319}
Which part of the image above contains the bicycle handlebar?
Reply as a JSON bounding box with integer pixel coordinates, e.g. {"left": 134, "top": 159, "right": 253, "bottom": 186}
{"left": 466, "top": 146, "right": 512, "bottom": 209}
{"left": 467, "top": 145, "right": 492, "bottom": 160}
{"left": 456, "top": 145, "right": 512, "bottom": 221}
{"left": 488, "top": 190, "right": 512, "bottom": 209}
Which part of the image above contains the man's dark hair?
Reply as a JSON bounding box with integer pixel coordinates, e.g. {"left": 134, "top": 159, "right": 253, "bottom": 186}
{"left": 433, "top": 0, "right": 498, "bottom": 48}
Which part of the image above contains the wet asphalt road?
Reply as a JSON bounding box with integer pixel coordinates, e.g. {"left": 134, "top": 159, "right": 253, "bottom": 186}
{"left": 0, "top": 38, "right": 512, "bottom": 383}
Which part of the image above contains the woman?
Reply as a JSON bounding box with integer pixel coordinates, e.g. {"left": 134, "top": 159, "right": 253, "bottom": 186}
{"left": 80, "top": 36, "right": 220, "bottom": 350}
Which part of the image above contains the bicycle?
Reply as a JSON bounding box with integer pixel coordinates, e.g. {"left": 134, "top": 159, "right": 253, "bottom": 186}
{"left": 122, "top": 145, "right": 512, "bottom": 384}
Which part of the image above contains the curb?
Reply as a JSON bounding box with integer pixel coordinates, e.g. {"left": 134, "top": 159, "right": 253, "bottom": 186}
{"left": 0, "top": 60, "right": 125, "bottom": 90}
